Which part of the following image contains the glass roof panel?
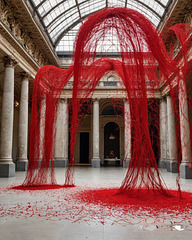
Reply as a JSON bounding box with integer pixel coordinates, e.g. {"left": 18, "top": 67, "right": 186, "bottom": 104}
{"left": 108, "top": 0, "right": 123, "bottom": 6}
{"left": 55, "top": 23, "right": 81, "bottom": 52}
{"left": 47, "top": 7, "right": 77, "bottom": 30}
{"left": 161, "top": 0, "right": 170, "bottom": 5}
{"left": 48, "top": 8, "right": 77, "bottom": 32}
{"left": 32, "top": 0, "right": 42, "bottom": 6}
{"left": 50, "top": 12, "right": 79, "bottom": 42}
{"left": 127, "top": 1, "right": 161, "bottom": 26}
{"left": 42, "top": 0, "right": 76, "bottom": 27}
{"left": 80, "top": 0, "right": 106, "bottom": 16}
{"left": 39, "top": 0, "right": 76, "bottom": 18}
{"left": 29, "top": 0, "right": 173, "bottom": 54}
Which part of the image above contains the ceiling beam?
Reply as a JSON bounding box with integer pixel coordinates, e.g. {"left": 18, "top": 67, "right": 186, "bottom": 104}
{"left": 157, "top": 0, "right": 173, "bottom": 29}
{"left": 154, "top": 0, "right": 166, "bottom": 8}
{"left": 35, "top": 0, "right": 46, "bottom": 10}
{"left": 42, "top": 0, "right": 68, "bottom": 19}
{"left": 75, "top": 0, "right": 82, "bottom": 22}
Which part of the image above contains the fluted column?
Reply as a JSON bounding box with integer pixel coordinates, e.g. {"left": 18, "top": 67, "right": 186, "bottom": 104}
{"left": 159, "top": 97, "right": 167, "bottom": 168}
{"left": 124, "top": 99, "right": 131, "bottom": 167}
{"left": 16, "top": 72, "right": 30, "bottom": 171}
{"left": 54, "top": 98, "right": 68, "bottom": 167}
{"left": 0, "top": 56, "right": 17, "bottom": 177}
{"left": 179, "top": 79, "right": 192, "bottom": 178}
{"left": 166, "top": 95, "right": 178, "bottom": 173}
{"left": 92, "top": 99, "right": 100, "bottom": 167}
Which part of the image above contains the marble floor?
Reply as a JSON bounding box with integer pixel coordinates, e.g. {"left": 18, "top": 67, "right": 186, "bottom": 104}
{"left": 0, "top": 167, "right": 192, "bottom": 240}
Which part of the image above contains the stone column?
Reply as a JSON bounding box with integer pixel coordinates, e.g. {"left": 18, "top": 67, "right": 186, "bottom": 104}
{"left": 16, "top": 72, "right": 30, "bottom": 171}
{"left": 54, "top": 99, "right": 68, "bottom": 167}
{"left": 39, "top": 97, "right": 46, "bottom": 162}
{"left": 0, "top": 56, "right": 17, "bottom": 177}
{"left": 166, "top": 95, "right": 178, "bottom": 173}
{"left": 92, "top": 99, "right": 100, "bottom": 167}
{"left": 124, "top": 99, "right": 131, "bottom": 167}
{"left": 159, "top": 97, "right": 167, "bottom": 168}
{"left": 179, "top": 79, "right": 192, "bottom": 178}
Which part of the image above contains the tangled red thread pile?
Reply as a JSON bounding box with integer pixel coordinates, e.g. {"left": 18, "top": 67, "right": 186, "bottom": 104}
{"left": 2, "top": 186, "right": 192, "bottom": 226}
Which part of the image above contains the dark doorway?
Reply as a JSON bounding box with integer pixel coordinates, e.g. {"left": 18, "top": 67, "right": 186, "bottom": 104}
{"left": 104, "top": 122, "right": 120, "bottom": 159}
{"left": 148, "top": 99, "right": 160, "bottom": 164}
{"left": 80, "top": 132, "right": 89, "bottom": 163}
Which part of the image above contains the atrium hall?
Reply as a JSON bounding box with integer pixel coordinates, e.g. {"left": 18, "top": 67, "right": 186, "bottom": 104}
{"left": 0, "top": 0, "right": 192, "bottom": 239}
{"left": 0, "top": 0, "right": 192, "bottom": 174}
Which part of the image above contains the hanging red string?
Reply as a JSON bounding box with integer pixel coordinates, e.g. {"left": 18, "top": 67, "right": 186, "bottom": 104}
{"left": 16, "top": 8, "right": 192, "bottom": 197}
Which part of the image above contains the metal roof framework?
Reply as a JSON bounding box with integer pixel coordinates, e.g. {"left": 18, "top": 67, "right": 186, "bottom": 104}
{"left": 28, "top": 0, "right": 173, "bottom": 54}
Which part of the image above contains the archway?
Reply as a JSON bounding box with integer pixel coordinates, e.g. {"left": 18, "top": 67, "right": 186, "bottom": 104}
{"left": 104, "top": 122, "right": 120, "bottom": 166}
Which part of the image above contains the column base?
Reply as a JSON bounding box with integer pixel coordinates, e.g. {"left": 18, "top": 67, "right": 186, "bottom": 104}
{"left": 16, "top": 160, "right": 28, "bottom": 171}
{"left": 92, "top": 158, "right": 100, "bottom": 168}
{"left": 158, "top": 159, "right": 167, "bottom": 168}
{"left": 166, "top": 160, "right": 178, "bottom": 173}
{"left": 54, "top": 159, "right": 68, "bottom": 167}
{"left": 123, "top": 159, "right": 130, "bottom": 168}
{"left": 180, "top": 163, "right": 192, "bottom": 179}
{"left": 0, "top": 162, "right": 15, "bottom": 177}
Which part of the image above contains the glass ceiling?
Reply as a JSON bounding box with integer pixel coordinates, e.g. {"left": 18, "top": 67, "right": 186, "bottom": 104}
{"left": 28, "top": 0, "right": 173, "bottom": 56}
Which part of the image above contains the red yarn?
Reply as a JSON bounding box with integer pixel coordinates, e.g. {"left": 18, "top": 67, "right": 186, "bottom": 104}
{"left": 71, "top": 7, "right": 178, "bottom": 196}
{"left": 3, "top": 186, "right": 192, "bottom": 225}
{"left": 19, "top": 8, "right": 192, "bottom": 198}
{"left": 11, "top": 184, "right": 66, "bottom": 190}
{"left": 78, "top": 188, "right": 192, "bottom": 211}
{"left": 22, "top": 65, "right": 74, "bottom": 186}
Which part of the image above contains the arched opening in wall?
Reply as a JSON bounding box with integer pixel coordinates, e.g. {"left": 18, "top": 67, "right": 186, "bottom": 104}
{"left": 148, "top": 99, "right": 160, "bottom": 164}
{"left": 80, "top": 132, "right": 89, "bottom": 164}
{"left": 102, "top": 105, "right": 122, "bottom": 116}
{"left": 104, "top": 122, "right": 120, "bottom": 166}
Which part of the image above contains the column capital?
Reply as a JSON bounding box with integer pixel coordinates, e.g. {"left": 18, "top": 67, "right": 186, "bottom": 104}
{"left": 3, "top": 56, "right": 18, "bottom": 68}
{"left": 92, "top": 98, "right": 100, "bottom": 103}
{"left": 123, "top": 98, "right": 129, "bottom": 103}
{"left": 159, "top": 96, "right": 166, "bottom": 102}
{"left": 21, "top": 72, "right": 30, "bottom": 80}
{"left": 165, "top": 93, "right": 171, "bottom": 98}
{"left": 60, "top": 98, "right": 68, "bottom": 103}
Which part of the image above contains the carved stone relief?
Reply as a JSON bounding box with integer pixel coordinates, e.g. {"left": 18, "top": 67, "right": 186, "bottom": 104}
{"left": 0, "top": 0, "right": 46, "bottom": 66}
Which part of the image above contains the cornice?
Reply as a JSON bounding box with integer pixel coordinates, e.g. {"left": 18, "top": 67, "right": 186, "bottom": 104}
{"left": 0, "top": 0, "right": 59, "bottom": 67}
{"left": 0, "top": 21, "right": 39, "bottom": 75}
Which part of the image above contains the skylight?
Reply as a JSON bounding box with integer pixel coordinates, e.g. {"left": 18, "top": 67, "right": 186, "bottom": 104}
{"left": 28, "top": 0, "right": 173, "bottom": 56}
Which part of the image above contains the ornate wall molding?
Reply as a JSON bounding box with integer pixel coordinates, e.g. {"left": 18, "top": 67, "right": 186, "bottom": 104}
{"left": 3, "top": 55, "right": 18, "bottom": 68}
{"left": 0, "top": 0, "right": 46, "bottom": 66}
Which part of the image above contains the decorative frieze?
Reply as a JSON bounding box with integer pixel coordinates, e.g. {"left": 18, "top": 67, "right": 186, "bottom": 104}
{"left": 0, "top": 0, "right": 46, "bottom": 66}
